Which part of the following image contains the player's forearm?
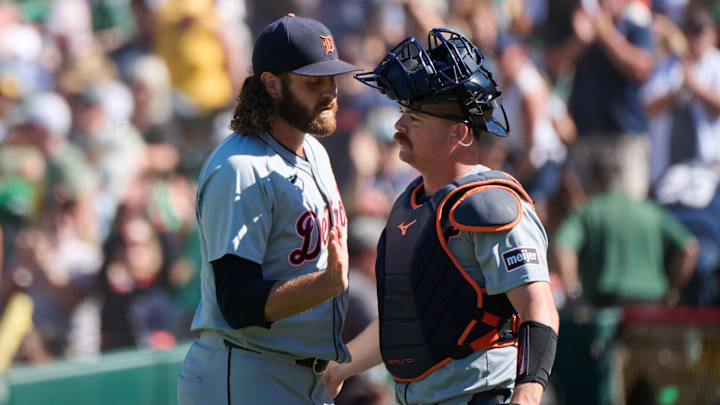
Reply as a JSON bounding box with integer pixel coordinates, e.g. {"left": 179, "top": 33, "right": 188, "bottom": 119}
{"left": 514, "top": 284, "right": 559, "bottom": 332}
{"left": 507, "top": 283, "right": 559, "bottom": 405}
{"left": 264, "top": 270, "right": 343, "bottom": 322}
{"left": 336, "top": 318, "right": 383, "bottom": 380}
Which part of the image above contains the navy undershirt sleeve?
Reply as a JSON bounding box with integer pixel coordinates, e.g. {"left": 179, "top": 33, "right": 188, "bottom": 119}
{"left": 212, "top": 254, "right": 277, "bottom": 329}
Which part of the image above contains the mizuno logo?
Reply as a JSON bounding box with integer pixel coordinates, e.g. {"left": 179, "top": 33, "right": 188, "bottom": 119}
{"left": 397, "top": 219, "right": 417, "bottom": 235}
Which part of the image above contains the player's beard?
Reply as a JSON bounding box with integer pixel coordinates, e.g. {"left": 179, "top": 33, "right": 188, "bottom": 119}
{"left": 277, "top": 86, "right": 338, "bottom": 137}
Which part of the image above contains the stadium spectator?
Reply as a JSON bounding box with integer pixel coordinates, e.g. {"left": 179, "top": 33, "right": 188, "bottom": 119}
{"left": 553, "top": 155, "right": 698, "bottom": 307}
{"left": 153, "top": 0, "right": 238, "bottom": 116}
{"left": 676, "top": 8, "right": 720, "bottom": 164}
{"left": 496, "top": 34, "right": 573, "bottom": 220}
{"left": 0, "top": 5, "right": 715, "bottom": 404}
{"left": 655, "top": 160, "right": 720, "bottom": 306}
{"left": 545, "top": 0, "right": 655, "bottom": 200}
{"left": 551, "top": 152, "right": 698, "bottom": 405}
{"left": 14, "top": 198, "right": 103, "bottom": 360}
{"left": 643, "top": 7, "right": 720, "bottom": 187}
{"left": 127, "top": 55, "right": 174, "bottom": 134}
{"left": 100, "top": 213, "right": 184, "bottom": 351}
{"left": 642, "top": 12, "right": 689, "bottom": 186}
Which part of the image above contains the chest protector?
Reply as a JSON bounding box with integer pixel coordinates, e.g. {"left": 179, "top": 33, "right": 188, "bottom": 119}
{"left": 376, "top": 170, "right": 531, "bottom": 382}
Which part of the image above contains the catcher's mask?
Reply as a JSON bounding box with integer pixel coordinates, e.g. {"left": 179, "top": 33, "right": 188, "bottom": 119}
{"left": 355, "top": 28, "right": 509, "bottom": 137}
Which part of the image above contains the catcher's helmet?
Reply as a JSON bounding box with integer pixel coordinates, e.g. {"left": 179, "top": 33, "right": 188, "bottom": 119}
{"left": 355, "top": 28, "right": 509, "bottom": 137}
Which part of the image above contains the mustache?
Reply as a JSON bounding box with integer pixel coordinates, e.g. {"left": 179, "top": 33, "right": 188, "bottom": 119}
{"left": 315, "top": 99, "right": 337, "bottom": 113}
{"left": 393, "top": 132, "right": 409, "bottom": 144}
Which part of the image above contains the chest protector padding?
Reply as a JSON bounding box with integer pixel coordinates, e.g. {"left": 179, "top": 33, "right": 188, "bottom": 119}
{"left": 376, "top": 170, "right": 528, "bottom": 382}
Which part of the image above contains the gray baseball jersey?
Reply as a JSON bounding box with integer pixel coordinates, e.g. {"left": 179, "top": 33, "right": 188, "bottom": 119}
{"left": 395, "top": 165, "right": 551, "bottom": 405}
{"left": 190, "top": 131, "right": 350, "bottom": 361}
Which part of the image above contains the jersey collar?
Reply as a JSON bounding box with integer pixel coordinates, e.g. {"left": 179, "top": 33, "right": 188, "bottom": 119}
{"left": 258, "top": 132, "right": 313, "bottom": 171}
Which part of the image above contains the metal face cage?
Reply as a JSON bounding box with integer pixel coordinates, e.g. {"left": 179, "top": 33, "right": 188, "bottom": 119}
{"left": 355, "top": 28, "right": 509, "bottom": 137}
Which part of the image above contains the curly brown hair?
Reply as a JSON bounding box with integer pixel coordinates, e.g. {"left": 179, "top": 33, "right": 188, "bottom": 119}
{"left": 229, "top": 74, "right": 284, "bottom": 136}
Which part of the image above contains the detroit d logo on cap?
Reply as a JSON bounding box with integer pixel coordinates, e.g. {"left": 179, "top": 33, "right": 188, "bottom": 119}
{"left": 502, "top": 247, "right": 540, "bottom": 271}
{"left": 320, "top": 35, "right": 335, "bottom": 55}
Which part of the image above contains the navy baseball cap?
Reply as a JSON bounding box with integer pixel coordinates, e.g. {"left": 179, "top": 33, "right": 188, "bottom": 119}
{"left": 252, "top": 14, "right": 362, "bottom": 77}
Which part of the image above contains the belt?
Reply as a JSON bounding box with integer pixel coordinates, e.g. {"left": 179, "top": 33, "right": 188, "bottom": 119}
{"left": 223, "top": 339, "right": 329, "bottom": 375}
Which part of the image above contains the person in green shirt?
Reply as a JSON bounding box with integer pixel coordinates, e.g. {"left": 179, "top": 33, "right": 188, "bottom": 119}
{"left": 553, "top": 157, "right": 698, "bottom": 306}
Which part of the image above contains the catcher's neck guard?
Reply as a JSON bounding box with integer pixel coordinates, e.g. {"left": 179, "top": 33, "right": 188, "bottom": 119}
{"left": 354, "top": 28, "right": 510, "bottom": 137}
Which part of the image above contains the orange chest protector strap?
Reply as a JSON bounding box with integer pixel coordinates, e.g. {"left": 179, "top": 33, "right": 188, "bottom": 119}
{"left": 376, "top": 171, "right": 528, "bottom": 382}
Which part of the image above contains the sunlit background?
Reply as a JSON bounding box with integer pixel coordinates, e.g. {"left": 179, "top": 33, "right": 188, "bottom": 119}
{"left": 0, "top": 0, "right": 719, "bottom": 404}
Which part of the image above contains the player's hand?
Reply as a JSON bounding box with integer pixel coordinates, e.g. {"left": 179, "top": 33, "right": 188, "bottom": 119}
{"left": 323, "top": 361, "right": 345, "bottom": 398}
{"left": 324, "top": 227, "right": 349, "bottom": 295}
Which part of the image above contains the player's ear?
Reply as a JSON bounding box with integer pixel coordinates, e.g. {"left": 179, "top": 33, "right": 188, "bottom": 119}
{"left": 450, "top": 123, "right": 471, "bottom": 145}
{"left": 260, "top": 72, "right": 283, "bottom": 99}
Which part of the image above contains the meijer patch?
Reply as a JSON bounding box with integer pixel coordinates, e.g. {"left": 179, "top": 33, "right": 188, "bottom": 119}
{"left": 502, "top": 247, "right": 540, "bottom": 271}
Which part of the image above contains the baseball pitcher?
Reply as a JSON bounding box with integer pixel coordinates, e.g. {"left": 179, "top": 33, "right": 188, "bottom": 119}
{"left": 177, "top": 14, "right": 361, "bottom": 405}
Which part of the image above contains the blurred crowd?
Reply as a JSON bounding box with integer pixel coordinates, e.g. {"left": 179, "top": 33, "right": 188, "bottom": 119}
{"left": 0, "top": 0, "right": 719, "bottom": 403}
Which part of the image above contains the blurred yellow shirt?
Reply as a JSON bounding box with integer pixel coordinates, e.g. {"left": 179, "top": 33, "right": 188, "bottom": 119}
{"left": 154, "top": 0, "right": 232, "bottom": 114}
